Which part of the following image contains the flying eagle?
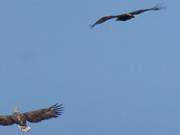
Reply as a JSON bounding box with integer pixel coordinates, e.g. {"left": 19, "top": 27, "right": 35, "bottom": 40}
{"left": 91, "top": 4, "right": 165, "bottom": 28}
{"left": 0, "top": 103, "right": 64, "bottom": 132}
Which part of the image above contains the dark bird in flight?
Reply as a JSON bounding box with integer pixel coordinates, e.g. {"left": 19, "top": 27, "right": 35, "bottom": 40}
{"left": 91, "top": 4, "right": 165, "bottom": 28}
{"left": 0, "top": 103, "right": 64, "bottom": 132}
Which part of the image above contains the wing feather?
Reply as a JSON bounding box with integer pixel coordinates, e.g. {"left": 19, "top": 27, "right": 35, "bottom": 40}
{"left": 0, "top": 115, "right": 15, "bottom": 126}
{"left": 129, "top": 4, "right": 165, "bottom": 15}
{"left": 24, "top": 104, "right": 64, "bottom": 123}
{"left": 91, "top": 15, "right": 117, "bottom": 28}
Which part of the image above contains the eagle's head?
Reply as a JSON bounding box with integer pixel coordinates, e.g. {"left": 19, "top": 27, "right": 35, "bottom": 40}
{"left": 13, "top": 106, "right": 21, "bottom": 113}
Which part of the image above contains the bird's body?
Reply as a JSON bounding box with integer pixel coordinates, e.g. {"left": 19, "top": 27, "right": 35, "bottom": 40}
{"left": 0, "top": 104, "right": 63, "bottom": 132}
{"left": 11, "top": 112, "right": 31, "bottom": 132}
{"left": 115, "top": 13, "right": 135, "bottom": 21}
{"left": 91, "top": 4, "right": 165, "bottom": 28}
{"left": 12, "top": 112, "right": 27, "bottom": 126}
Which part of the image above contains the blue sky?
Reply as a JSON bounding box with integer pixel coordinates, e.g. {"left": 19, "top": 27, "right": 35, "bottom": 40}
{"left": 0, "top": 0, "right": 180, "bottom": 134}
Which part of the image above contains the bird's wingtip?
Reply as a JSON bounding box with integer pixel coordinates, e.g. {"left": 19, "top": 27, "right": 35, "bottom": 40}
{"left": 153, "top": 3, "right": 167, "bottom": 10}
{"left": 89, "top": 24, "right": 95, "bottom": 28}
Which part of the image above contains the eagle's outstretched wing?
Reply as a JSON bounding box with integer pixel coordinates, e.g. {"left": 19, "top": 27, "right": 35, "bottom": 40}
{"left": 23, "top": 104, "right": 64, "bottom": 123}
{"left": 91, "top": 16, "right": 117, "bottom": 28}
{"left": 0, "top": 115, "right": 15, "bottom": 126}
{"left": 129, "top": 4, "right": 165, "bottom": 15}
{"left": 91, "top": 4, "right": 165, "bottom": 28}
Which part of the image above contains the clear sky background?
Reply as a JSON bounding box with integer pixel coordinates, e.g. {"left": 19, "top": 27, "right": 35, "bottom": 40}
{"left": 0, "top": 0, "right": 179, "bottom": 135}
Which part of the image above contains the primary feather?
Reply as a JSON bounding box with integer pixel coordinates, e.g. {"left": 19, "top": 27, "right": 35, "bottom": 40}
{"left": 91, "top": 16, "right": 117, "bottom": 28}
{"left": 24, "top": 104, "right": 64, "bottom": 123}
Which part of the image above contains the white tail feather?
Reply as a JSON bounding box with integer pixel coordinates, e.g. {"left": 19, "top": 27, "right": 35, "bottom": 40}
{"left": 17, "top": 125, "right": 31, "bottom": 132}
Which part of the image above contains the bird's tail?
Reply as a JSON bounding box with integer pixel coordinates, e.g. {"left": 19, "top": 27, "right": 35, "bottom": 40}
{"left": 152, "top": 4, "right": 167, "bottom": 10}
{"left": 17, "top": 125, "right": 31, "bottom": 132}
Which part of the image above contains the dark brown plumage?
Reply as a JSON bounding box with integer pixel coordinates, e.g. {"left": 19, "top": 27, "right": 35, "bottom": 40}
{"left": 91, "top": 4, "right": 165, "bottom": 28}
{"left": 24, "top": 103, "right": 63, "bottom": 123}
{"left": 0, "top": 103, "right": 64, "bottom": 132}
{"left": 0, "top": 115, "right": 15, "bottom": 126}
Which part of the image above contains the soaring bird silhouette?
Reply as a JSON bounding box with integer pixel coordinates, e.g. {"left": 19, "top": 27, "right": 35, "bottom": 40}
{"left": 0, "top": 103, "right": 64, "bottom": 132}
{"left": 91, "top": 4, "right": 165, "bottom": 28}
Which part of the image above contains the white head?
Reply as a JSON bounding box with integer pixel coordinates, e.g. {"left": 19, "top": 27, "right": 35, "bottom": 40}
{"left": 13, "top": 106, "right": 20, "bottom": 113}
